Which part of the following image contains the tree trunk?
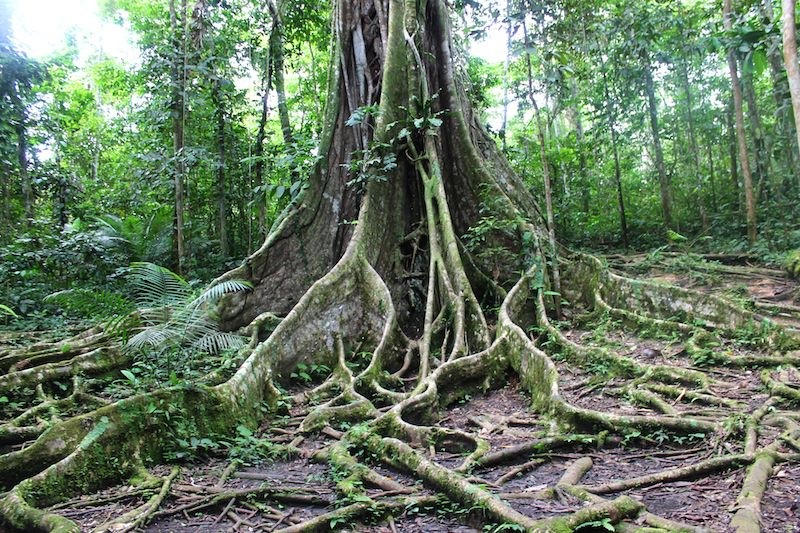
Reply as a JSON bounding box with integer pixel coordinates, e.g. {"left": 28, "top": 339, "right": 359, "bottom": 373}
{"left": 15, "top": 109, "right": 32, "bottom": 224}
{"left": 522, "top": 17, "right": 561, "bottom": 318}
{"left": 762, "top": 0, "right": 800, "bottom": 192}
{"left": 572, "top": 81, "right": 589, "bottom": 215}
{"left": 742, "top": 66, "right": 770, "bottom": 200}
{"left": 708, "top": 143, "right": 718, "bottom": 214}
{"left": 268, "top": 0, "right": 292, "bottom": 146}
{"left": 680, "top": 59, "right": 707, "bottom": 232}
{"left": 641, "top": 50, "right": 671, "bottom": 230}
{"left": 602, "top": 62, "right": 628, "bottom": 246}
{"left": 170, "top": 0, "right": 187, "bottom": 274}
{"left": 212, "top": 78, "right": 228, "bottom": 257}
{"left": 724, "top": 0, "right": 758, "bottom": 244}
{"left": 783, "top": 0, "right": 800, "bottom": 173}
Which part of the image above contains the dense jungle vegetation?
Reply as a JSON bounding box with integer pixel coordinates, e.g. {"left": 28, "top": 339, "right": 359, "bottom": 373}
{"left": 1, "top": 0, "right": 800, "bottom": 531}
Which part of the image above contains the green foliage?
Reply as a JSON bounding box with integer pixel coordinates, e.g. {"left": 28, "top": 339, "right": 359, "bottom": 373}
{"left": 44, "top": 288, "right": 133, "bottom": 319}
{"left": 289, "top": 362, "right": 331, "bottom": 384}
{"left": 575, "top": 518, "right": 614, "bottom": 531}
{"left": 783, "top": 250, "right": 800, "bottom": 279}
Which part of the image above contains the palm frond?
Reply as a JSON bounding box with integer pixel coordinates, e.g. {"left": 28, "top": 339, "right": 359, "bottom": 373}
{"left": 124, "top": 263, "right": 251, "bottom": 357}
{"left": 127, "top": 326, "right": 174, "bottom": 350}
{"left": 191, "top": 279, "right": 253, "bottom": 307}
{"left": 192, "top": 332, "right": 247, "bottom": 354}
{"left": 128, "top": 262, "right": 190, "bottom": 309}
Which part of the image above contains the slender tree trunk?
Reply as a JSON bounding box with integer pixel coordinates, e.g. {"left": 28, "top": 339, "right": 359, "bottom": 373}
{"left": 763, "top": 0, "right": 800, "bottom": 192}
{"left": 727, "top": 95, "right": 741, "bottom": 205}
{"left": 708, "top": 143, "right": 718, "bottom": 214}
{"left": 170, "top": 0, "right": 187, "bottom": 274}
{"left": 783, "top": 0, "right": 800, "bottom": 183}
{"left": 742, "top": 66, "right": 770, "bottom": 200}
{"left": 602, "top": 64, "right": 628, "bottom": 246}
{"left": 572, "top": 81, "right": 589, "bottom": 215}
{"left": 501, "top": 0, "right": 512, "bottom": 152}
{"left": 725, "top": 0, "right": 758, "bottom": 244}
{"left": 680, "top": 59, "right": 707, "bottom": 232}
{"left": 254, "top": 60, "right": 272, "bottom": 241}
{"left": 212, "top": 78, "right": 228, "bottom": 257}
{"left": 53, "top": 147, "right": 68, "bottom": 229}
{"left": 522, "top": 17, "right": 561, "bottom": 318}
{"left": 0, "top": 157, "right": 8, "bottom": 227}
{"left": 268, "top": 0, "right": 292, "bottom": 146}
{"left": 16, "top": 112, "right": 32, "bottom": 225}
{"left": 641, "top": 50, "right": 671, "bottom": 230}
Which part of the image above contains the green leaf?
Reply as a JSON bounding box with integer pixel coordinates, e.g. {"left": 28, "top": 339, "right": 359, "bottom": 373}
{"left": 120, "top": 369, "right": 138, "bottom": 384}
{"left": 0, "top": 304, "right": 17, "bottom": 318}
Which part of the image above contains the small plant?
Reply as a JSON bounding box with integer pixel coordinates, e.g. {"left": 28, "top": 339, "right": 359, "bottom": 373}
{"left": 125, "top": 262, "right": 252, "bottom": 355}
{"left": 783, "top": 249, "right": 800, "bottom": 279}
{"left": 575, "top": 517, "right": 615, "bottom": 531}
{"left": 290, "top": 362, "right": 331, "bottom": 384}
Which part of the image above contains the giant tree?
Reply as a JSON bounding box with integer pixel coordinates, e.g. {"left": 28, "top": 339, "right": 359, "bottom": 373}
{"left": 0, "top": 1, "right": 798, "bottom": 531}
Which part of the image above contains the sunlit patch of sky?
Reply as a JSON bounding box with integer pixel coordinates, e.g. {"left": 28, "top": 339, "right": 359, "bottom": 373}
{"left": 8, "top": 0, "right": 511, "bottom": 130}
{"left": 9, "top": 0, "right": 138, "bottom": 65}
{"left": 9, "top": 0, "right": 506, "bottom": 66}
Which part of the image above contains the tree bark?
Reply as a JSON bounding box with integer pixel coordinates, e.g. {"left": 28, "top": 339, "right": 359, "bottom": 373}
{"left": 727, "top": 95, "right": 740, "bottom": 202}
{"left": 268, "top": 0, "right": 292, "bottom": 146}
{"left": 522, "top": 16, "right": 561, "bottom": 317}
{"left": 783, "top": 0, "right": 800, "bottom": 173}
{"left": 15, "top": 108, "right": 32, "bottom": 224}
{"left": 724, "top": 0, "right": 758, "bottom": 244}
{"left": 572, "top": 81, "right": 589, "bottom": 215}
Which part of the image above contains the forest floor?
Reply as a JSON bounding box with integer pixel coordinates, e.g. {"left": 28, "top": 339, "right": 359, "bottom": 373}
{"left": 1, "top": 253, "right": 800, "bottom": 532}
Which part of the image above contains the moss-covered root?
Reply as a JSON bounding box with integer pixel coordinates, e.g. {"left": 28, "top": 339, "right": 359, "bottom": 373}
{"left": 761, "top": 369, "right": 800, "bottom": 404}
{"left": 576, "top": 454, "right": 753, "bottom": 495}
{"left": 376, "top": 436, "right": 540, "bottom": 529}
{"left": 0, "top": 491, "right": 80, "bottom": 533}
{"left": 273, "top": 496, "right": 437, "bottom": 533}
{"left": 374, "top": 434, "right": 646, "bottom": 532}
{"left": 729, "top": 451, "right": 776, "bottom": 533}
{"left": 532, "top": 496, "right": 643, "bottom": 532}
{"left": 0, "top": 348, "right": 129, "bottom": 395}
